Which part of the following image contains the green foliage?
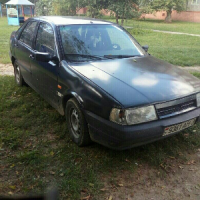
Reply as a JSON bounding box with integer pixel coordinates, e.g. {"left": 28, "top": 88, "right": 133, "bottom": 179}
{"left": 85, "top": 0, "right": 109, "bottom": 18}
{"left": 86, "top": 6, "right": 103, "bottom": 18}
{"left": 35, "top": 0, "right": 53, "bottom": 16}
{"left": 35, "top": 0, "right": 141, "bottom": 23}
{"left": 139, "top": 0, "right": 187, "bottom": 22}
{"left": 35, "top": 0, "right": 108, "bottom": 17}
{"left": 35, "top": 0, "right": 83, "bottom": 16}
{"left": 0, "top": 0, "right": 8, "bottom": 4}
{"left": 149, "top": 0, "right": 186, "bottom": 12}
{"left": 192, "top": 72, "right": 200, "bottom": 79}
{"left": 108, "top": 0, "right": 139, "bottom": 25}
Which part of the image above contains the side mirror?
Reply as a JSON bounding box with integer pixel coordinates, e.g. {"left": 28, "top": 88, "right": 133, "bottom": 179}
{"left": 142, "top": 45, "right": 149, "bottom": 52}
{"left": 35, "top": 52, "right": 58, "bottom": 62}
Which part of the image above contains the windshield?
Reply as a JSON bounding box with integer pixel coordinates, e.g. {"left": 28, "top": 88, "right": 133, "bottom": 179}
{"left": 59, "top": 24, "right": 146, "bottom": 62}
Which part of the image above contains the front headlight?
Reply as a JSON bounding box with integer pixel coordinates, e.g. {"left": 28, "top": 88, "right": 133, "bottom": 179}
{"left": 110, "top": 105, "right": 157, "bottom": 125}
{"left": 110, "top": 108, "right": 127, "bottom": 125}
{"left": 196, "top": 93, "right": 200, "bottom": 107}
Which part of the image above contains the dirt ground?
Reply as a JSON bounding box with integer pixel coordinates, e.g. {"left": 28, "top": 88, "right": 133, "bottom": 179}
{"left": 0, "top": 63, "right": 14, "bottom": 76}
{"left": 1, "top": 63, "right": 200, "bottom": 200}
{"left": 101, "top": 151, "right": 200, "bottom": 200}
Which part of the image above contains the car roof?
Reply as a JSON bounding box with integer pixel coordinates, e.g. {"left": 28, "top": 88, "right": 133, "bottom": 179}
{"left": 32, "top": 16, "right": 113, "bottom": 25}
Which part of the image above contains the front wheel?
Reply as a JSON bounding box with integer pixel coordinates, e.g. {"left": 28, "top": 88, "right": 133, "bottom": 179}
{"left": 14, "top": 61, "right": 25, "bottom": 86}
{"left": 66, "top": 98, "right": 91, "bottom": 147}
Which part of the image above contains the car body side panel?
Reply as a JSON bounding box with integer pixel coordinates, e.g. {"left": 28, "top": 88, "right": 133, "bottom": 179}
{"left": 15, "top": 41, "right": 32, "bottom": 83}
{"left": 30, "top": 55, "right": 59, "bottom": 109}
{"left": 57, "top": 61, "right": 122, "bottom": 118}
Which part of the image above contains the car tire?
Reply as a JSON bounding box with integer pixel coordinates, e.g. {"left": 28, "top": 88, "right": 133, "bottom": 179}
{"left": 66, "top": 98, "right": 91, "bottom": 146}
{"left": 14, "top": 61, "right": 25, "bottom": 86}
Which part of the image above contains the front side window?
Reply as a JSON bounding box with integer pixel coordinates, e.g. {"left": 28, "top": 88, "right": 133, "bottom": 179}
{"left": 19, "top": 21, "right": 37, "bottom": 47}
{"left": 59, "top": 24, "right": 145, "bottom": 62}
{"left": 35, "top": 23, "right": 55, "bottom": 56}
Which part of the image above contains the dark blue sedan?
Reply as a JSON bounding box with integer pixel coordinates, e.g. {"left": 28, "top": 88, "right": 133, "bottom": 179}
{"left": 9, "top": 16, "right": 200, "bottom": 150}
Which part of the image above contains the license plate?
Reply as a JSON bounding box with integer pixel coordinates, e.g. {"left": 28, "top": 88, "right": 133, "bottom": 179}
{"left": 163, "top": 118, "right": 196, "bottom": 136}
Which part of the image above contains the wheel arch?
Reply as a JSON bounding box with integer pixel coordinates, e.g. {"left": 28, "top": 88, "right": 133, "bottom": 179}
{"left": 62, "top": 91, "right": 84, "bottom": 114}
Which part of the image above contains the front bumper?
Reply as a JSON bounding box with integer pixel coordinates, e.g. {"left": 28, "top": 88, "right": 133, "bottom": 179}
{"left": 85, "top": 108, "right": 200, "bottom": 150}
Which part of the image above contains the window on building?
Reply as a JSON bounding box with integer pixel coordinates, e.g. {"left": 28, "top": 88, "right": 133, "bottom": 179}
{"left": 192, "top": 0, "right": 200, "bottom": 5}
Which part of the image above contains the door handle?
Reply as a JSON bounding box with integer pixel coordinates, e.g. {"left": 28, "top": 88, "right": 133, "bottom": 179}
{"left": 29, "top": 54, "right": 34, "bottom": 59}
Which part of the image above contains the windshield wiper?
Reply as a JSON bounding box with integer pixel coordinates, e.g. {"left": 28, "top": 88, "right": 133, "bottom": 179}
{"left": 104, "top": 55, "right": 138, "bottom": 59}
{"left": 65, "top": 54, "right": 107, "bottom": 61}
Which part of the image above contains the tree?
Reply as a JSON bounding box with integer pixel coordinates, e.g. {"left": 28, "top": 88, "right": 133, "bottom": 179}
{"left": 0, "top": 0, "right": 8, "bottom": 4}
{"left": 84, "top": 0, "right": 109, "bottom": 18}
{"left": 140, "top": 0, "right": 187, "bottom": 23}
{"left": 35, "top": 0, "right": 86, "bottom": 16}
{"left": 108, "top": 0, "right": 139, "bottom": 25}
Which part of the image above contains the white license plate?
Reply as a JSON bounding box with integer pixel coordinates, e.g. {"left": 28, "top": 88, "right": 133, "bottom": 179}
{"left": 163, "top": 118, "right": 196, "bottom": 136}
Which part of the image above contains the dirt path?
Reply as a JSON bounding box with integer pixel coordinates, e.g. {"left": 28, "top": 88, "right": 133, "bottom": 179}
{"left": 182, "top": 66, "right": 200, "bottom": 73}
{"left": 101, "top": 151, "right": 200, "bottom": 200}
{"left": 152, "top": 30, "right": 200, "bottom": 37}
{"left": 0, "top": 63, "right": 14, "bottom": 76}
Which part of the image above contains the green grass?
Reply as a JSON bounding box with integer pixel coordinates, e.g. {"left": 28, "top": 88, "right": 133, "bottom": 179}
{"left": 106, "top": 18, "right": 200, "bottom": 35}
{"left": 1, "top": 76, "right": 200, "bottom": 199}
{"left": 131, "top": 29, "right": 200, "bottom": 66}
{"left": 192, "top": 72, "right": 200, "bottom": 78}
{"left": 0, "top": 17, "right": 19, "bottom": 64}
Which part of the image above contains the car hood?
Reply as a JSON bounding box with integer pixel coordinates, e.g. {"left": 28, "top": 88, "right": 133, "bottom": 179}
{"left": 70, "top": 56, "right": 200, "bottom": 108}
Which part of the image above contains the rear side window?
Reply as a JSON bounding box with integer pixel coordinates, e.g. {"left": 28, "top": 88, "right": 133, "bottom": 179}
{"left": 35, "top": 23, "right": 55, "bottom": 56}
{"left": 19, "top": 21, "right": 37, "bottom": 47}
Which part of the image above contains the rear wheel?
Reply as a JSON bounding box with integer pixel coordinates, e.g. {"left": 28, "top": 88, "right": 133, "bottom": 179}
{"left": 66, "top": 98, "right": 91, "bottom": 146}
{"left": 14, "top": 61, "right": 24, "bottom": 86}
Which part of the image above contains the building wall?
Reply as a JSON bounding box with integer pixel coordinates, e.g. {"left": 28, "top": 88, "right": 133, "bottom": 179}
{"left": 142, "top": 0, "right": 200, "bottom": 22}
{"left": 172, "top": 10, "right": 200, "bottom": 22}
{"left": 142, "top": 10, "right": 200, "bottom": 23}
{"left": 187, "top": 0, "right": 200, "bottom": 11}
{"left": 77, "top": 7, "right": 87, "bottom": 15}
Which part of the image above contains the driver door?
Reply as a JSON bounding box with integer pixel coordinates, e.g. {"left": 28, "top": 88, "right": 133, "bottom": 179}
{"left": 30, "top": 22, "right": 59, "bottom": 109}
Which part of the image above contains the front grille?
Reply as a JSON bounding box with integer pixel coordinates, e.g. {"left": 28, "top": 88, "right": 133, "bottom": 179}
{"left": 156, "top": 95, "right": 197, "bottom": 119}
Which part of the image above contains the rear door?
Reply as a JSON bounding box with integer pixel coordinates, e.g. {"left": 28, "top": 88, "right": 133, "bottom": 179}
{"left": 15, "top": 21, "right": 38, "bottom": 85}
{"left": 30, "top": 22, "right": 59, "bottom": 109}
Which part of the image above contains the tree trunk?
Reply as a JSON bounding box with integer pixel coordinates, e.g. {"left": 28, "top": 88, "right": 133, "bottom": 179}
{"left": 116, "top": 12, "right": 119, "bottom": 24}
{"left": 92, "top": 8, "right": 95, "bottom": 18}
{"left": 165, "top": 10, "right": 172, "bottom": 23}
{"left": 121, "top": 10, "right": 125, "bottom": 26}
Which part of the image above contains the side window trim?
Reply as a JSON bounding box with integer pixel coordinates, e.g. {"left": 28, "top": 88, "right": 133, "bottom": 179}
{"left": 19, "top": 20, "right": 38, "bottom": 49}
{"left": 16, "top": 22, "right": 28, "bottom": 40}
